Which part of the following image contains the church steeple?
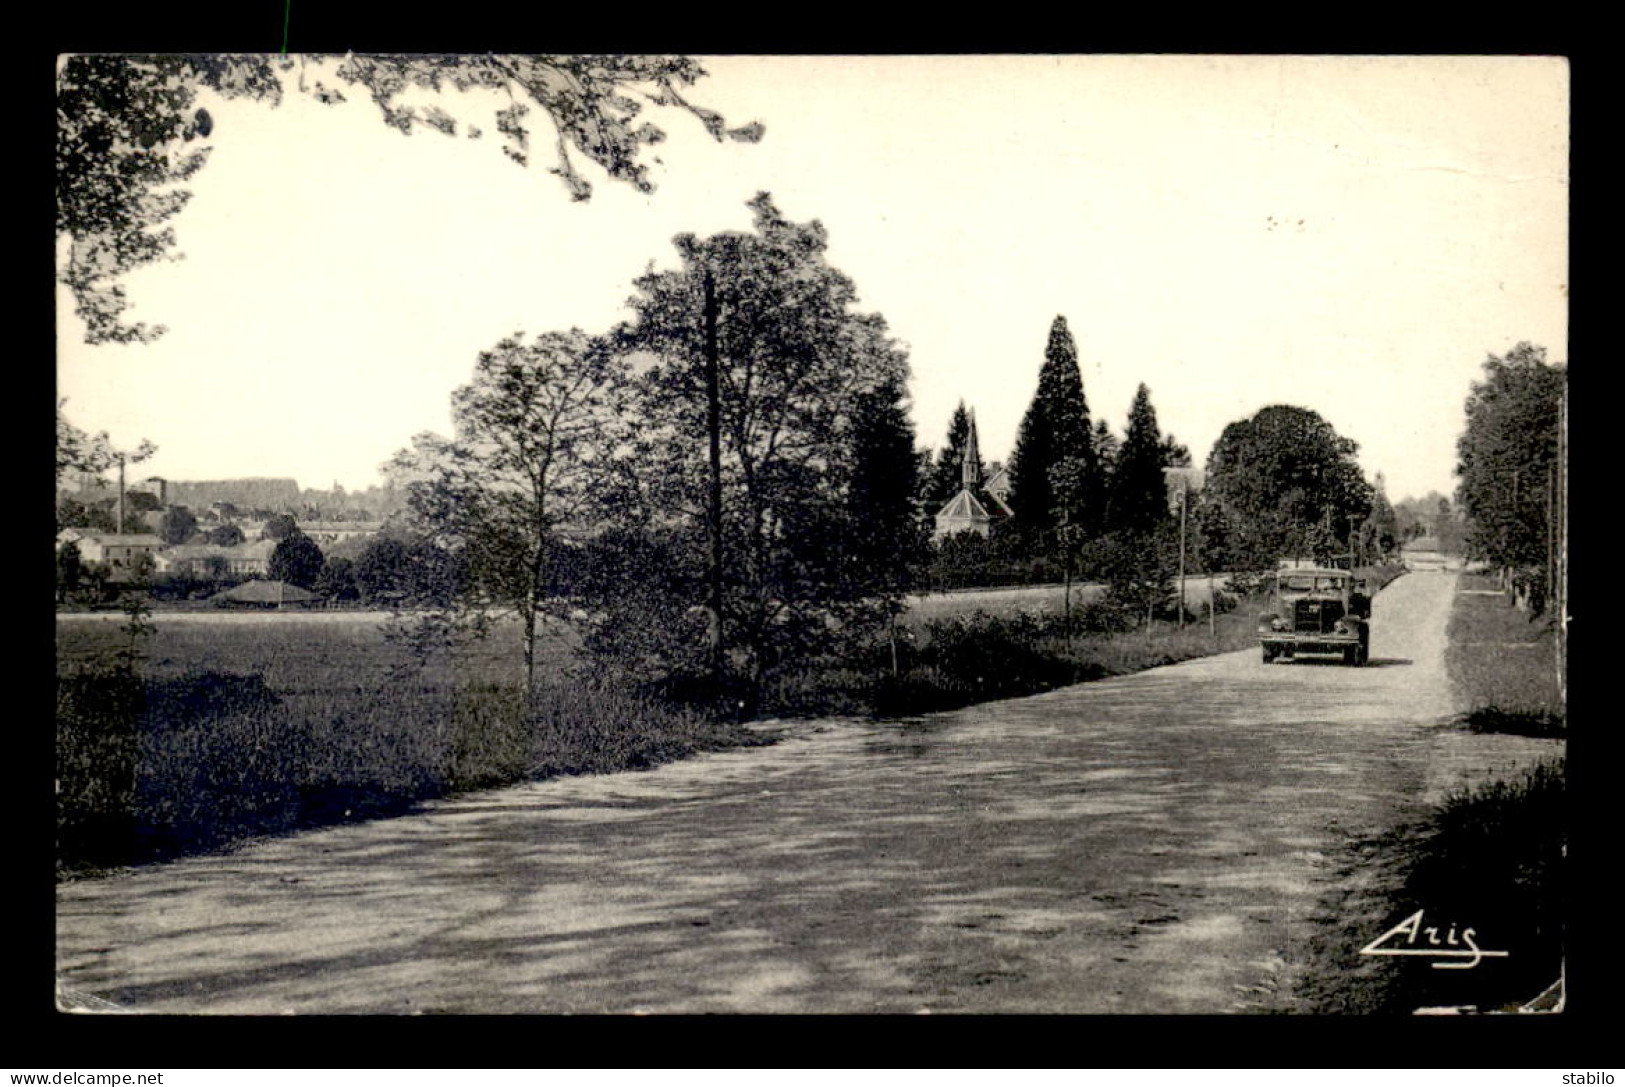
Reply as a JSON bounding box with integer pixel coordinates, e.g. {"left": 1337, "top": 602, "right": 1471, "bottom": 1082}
{"left": 962, "top": 409, "right": 982, "bottom": 490}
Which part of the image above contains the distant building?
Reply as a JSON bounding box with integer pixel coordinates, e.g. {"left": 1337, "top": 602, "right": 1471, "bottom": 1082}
{"left": 301, "top": 521, "right": 384, "bottom": 549}
{"left": 154, "top": 538, "right": 278, "bottom": 578}
{"left": 984, "top": 463, "right": 1012, "bottom": 511}
{"left": 132, "top": 476, "right": 167, "bottom": 504}
{"left": 56, "top": 531, "right": 163, "bottom": 582}
{"left": 933, "top": 410, "right": 1012, "bottom": 539}
{"left": 210, "top": 580, "right": 317, "bottom": 609}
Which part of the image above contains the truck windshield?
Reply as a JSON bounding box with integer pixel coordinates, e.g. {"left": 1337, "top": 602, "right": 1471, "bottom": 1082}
{"left": 1281, "top": 575, "right": 1345, "bottom": 592}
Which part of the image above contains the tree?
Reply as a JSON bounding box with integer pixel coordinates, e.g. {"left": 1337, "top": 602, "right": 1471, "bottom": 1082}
{"left": 57, "top": 543, "right": 83, "bottom": 602}
{"left": 390, "top": 330, "right": 626, "bottom": 688}
{"left": 843, "top": 372, "right": 930, "bottom": 604}
{"left": 1006, "top": 315, "right": 1099, "bottom": 547}
{"left": 1092, "top": 419, "right": 1120, "bottom": 485}
{"left": 1204, "top": 405, "right": 1373, "bottom": 569}
{"left": 158, "top": 505, "right": 198, "bottom": 545}
{"left": 1106, "top": 384, "right": 1176, "bottom": 538}
{"left": 602, "top": 193, "right": 919, "bottom": 698}
{"left": 354, "top": 536, "right": 408, "bottom": 603}
{"left": 127, "top": 490, "right": 162, "bottom": 514}
{"left": 1455, "top": 342, "right": 1566, "bottom": 574}
{"left": 923, "top": 401, "right": 984, "bottom": 511}
{"left": 269, "top": 531, "right": 325, "bottom": 589}
{"left": 58, "top": 54, "right": 762, "bottom": 344}
{"left": 207, "top": 524, "right": 245, "bottom": 547}
{"left": 264, "top": 514, "right": 299, "bottom": 540}
{"left": 57, "top": 497, "right": 118, "bottom": 534}
{"left": 1362, "top": 472, "right": 1400, "bottom": 562}
{"left": 313, "top": 557, "right": 359, "bottom": 602}
{"left": 56, "top": 401, "right": 156, "bottom": 502}
{"left": 1096, "top": 526, "right": 1180, "bottom": 629}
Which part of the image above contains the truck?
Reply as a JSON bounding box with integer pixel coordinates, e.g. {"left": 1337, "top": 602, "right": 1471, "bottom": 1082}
{"left": 1258, "top": 565, "right": 1371, "bottom": 665}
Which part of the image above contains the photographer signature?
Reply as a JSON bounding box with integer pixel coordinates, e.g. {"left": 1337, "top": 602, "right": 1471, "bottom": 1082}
{"left": 1359, "top": 909, "right": 1509, "bottom": 970}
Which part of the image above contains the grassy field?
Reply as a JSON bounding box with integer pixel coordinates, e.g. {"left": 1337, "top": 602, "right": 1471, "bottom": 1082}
{"left": 1445, "top": 572, "right": 1564, "bottom": 735}
{"left": 58, "top": 572, "right": 1398, "bottom": 875}
{"left": 55, "top": 614, "right": 758, "bottom": 875}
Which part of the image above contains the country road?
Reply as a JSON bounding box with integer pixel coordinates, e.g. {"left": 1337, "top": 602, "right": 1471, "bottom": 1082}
{"left": 55, "top": 572, "right": 1555, "bottom": 1014}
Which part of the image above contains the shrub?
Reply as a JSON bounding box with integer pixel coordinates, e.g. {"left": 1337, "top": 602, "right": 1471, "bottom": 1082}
{"left": 56, "top": 665, "right": 144, "bottom": 869}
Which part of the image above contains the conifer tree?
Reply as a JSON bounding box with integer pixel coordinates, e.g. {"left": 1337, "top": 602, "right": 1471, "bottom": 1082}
{"left": 1007, "top": 316, "right": 1098, "bottom": 545}
{"left": 1107, "top": 384, "right": 1173, "bottom": 537}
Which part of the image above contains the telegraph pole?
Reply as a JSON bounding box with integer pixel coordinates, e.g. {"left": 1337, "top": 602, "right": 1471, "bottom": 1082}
{"left": 703, "top": 268, "right": 725, "bottom": 707}
{"left": 1177, "top": 485, "right": 1187, "bottom": 628}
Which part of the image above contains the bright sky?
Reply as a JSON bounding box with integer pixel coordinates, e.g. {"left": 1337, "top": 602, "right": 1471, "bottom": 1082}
{"left": 56, "top": 55, "right": 1568, "bottom": 503}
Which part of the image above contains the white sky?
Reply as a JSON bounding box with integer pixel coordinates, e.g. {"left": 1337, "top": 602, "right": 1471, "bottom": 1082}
{"left": 56, "top": 54, "right": 1568, "bottom": 503}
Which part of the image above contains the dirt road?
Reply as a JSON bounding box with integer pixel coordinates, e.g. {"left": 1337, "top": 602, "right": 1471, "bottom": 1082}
{"left": 56, "top": 572, "right": 1547, "bottom": 1014}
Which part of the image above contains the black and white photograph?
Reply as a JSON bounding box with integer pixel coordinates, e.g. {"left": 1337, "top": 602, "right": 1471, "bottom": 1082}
{"left": 54, "top": 53, "right": 1569, "bottom": 1017}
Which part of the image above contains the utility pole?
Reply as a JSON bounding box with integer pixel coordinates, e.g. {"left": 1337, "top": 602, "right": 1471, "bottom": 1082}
{"left": 117, "top": 454, "right": 127, "bottom": 535}
{"left": 703, "top": 268, "right": 725, "bottom": 707}
{"left": 1177, "top": 485, "right": 1187, "bottom": 628}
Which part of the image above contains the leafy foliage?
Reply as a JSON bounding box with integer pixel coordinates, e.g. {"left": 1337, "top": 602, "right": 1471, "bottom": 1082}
{"left": 390, "top": 330, "right": 626, "bottom": 685}
{"left": 269, "top": 531, "right": 325, "bottom": 589}
{"left": 1203, "top": 405, "right": 1373, "bottom": 569}
{"left": 600, "top": 193, "right": 920, "bottom": 694}
{"left": 56, "top": 400, "right": 155, "bottom": 487}
{"left": 207, "top": 523, "right": 245, "bottom": 547}
{"left": 58, "top": 54, "right": 761, "bottom": 344}
{"left": 158, "top": 505, "right": 197, "bottom": 545}
{"left": 1454, "top": 342, "right": 1566, "bottom": 571}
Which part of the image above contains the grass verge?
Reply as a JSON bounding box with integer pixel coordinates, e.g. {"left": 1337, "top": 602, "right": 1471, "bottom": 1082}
{"left": 1295, "top": 759, "right": 1565, "bottom": 1014}
{"left": 56, "top": 662, "right": 764, "bottom": 877}
{"left": 1445, "top": 572, "right": 1564, "bottom": 737}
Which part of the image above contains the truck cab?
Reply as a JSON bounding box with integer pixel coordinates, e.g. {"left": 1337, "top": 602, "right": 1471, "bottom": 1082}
{"left": 1259, "top": 566, "right": 1370, "bottom": 665}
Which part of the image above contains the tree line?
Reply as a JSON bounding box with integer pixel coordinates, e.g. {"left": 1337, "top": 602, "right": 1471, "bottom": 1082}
{"left": 1453, "top": 341, "right": 1566, "bottom": 612}
{"left": 372, "top": 194, "right": 924, "bottom": 709}
{"left": 918, "top": 314, "right": 1390, "bottom": 602}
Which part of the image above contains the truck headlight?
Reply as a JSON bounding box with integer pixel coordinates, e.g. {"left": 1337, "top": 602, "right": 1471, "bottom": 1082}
{"left": 1334, "top": 619, "right": 1349, "bottom": 634}
{"left": 1270, "top": 617, "right": 1287, "bottom": 631}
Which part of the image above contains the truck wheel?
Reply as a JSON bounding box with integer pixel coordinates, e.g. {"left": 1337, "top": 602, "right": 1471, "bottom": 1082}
{"left": 1262, "top": 646, "right": 1276, "bottom": 663}
{"left": 1343, "top": 646, "right": 1359, "bottom": 666}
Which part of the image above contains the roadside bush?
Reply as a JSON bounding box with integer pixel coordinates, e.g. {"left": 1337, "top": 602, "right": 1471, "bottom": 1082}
{"left": 56, "top": 665, "right": 144, "bottom": 869}
{"left": 1305, "top": 760, "right": 1566, "bottom": 1014}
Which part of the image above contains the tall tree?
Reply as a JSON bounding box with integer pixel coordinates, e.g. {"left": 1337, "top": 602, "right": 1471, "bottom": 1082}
{"left": 390, "top": 330, "right": 626, "bottom": 688}
{"left": 58, "top": 54, "right": 763, "bottom": 344}
{"left": 269, "top": 532, "right": 325, "bottom": 589}
{"left": 1204, "top": 405, "right": 1374, "bottom": 568}
{"left": 1455, "top": 342, "right": 1566, "bottom": 573}
{"left": 1107, "top": 384, "right": 1176, "bottom": 537}
{"left": 1006, "top": 315, "right": 1098, "bottom": 546}
{"left": 602, "top": 193, "right": 918, "bottom": 695}
{"left": 844, "top": 371, "right": 929, "bottom": 602}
